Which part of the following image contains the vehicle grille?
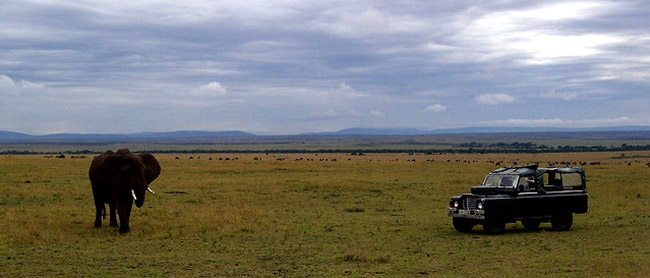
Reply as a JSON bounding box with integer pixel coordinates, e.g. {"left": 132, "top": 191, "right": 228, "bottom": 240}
{"left": 464, "top": 197, "right": 477, "bottom": 210}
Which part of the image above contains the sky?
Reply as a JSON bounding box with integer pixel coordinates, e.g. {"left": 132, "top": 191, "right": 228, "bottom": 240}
{"left": 1, "top": 0, "right": 649, "bottom": 135}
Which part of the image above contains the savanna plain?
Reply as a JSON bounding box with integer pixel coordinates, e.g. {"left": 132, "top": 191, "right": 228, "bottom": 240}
{"left": 1, "top": 151, "right": 649, "bottom": 277}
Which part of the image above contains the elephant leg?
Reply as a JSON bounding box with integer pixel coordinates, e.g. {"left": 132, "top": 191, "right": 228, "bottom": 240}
{"left": 116, "top": 202, "right": 131, "bottom": 233}
{"left": 109, "top": 202, "right": 118, "bottom": 226}
{"left": 125, "top": 203, "right": 133, "bottom": 228}
{"left": 94, "top": 200, "right": 104, "bottom": 228}
{"left": 92, "top": 184, "right": 104, "bottom": 228}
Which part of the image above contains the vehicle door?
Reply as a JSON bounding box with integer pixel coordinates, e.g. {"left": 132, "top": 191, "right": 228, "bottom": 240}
{"left": 515, "top": 174, "right": 540, "bottom": 217}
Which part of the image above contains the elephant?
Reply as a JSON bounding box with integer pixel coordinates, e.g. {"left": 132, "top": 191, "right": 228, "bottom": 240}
{"left": 89, "top": 149, "right": 161, "bottom": 233}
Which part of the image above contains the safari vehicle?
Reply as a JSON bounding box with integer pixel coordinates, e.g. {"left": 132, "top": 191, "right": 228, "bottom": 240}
{"left": 447, "top": 165, "right": 588, "bottom": 234}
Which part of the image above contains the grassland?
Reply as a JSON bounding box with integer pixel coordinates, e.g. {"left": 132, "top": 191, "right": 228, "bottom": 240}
{"left": 1, "top": 151, "right": 649, "bottom": 277}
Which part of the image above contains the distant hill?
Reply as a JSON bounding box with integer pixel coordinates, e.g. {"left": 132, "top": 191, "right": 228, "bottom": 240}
{"left": 0, "top": 131, "right": 34, "bottom": 140}
{"left": 2, "top": 126, "right": 650, "bottom": 144}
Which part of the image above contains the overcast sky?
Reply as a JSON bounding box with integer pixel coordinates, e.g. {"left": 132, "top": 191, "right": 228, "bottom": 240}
{"left": 1, "top": 0, "right": 649, "bottom": 134}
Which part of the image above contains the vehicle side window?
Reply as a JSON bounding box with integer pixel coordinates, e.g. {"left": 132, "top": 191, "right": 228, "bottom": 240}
{"left": 518, "top": 176, "right": 535, "bottom": 191}
{"left": 500, "top": 176, "right": 516, "bottom": 187}
{"left": 500, "top": 176, "right": 511, "bottom": 186}
{"left": 517, "top": 177, "right": 527, "bottom": 187}
{"left": 561, "top": 173, "right": 582, "bottom": 188}
{"left": 544, "top": 172, "right": 562, "bottom": 186}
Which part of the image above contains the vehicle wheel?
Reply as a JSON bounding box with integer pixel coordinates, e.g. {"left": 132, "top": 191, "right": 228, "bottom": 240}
{"left": 551, "top": 210, "right": 573, "bottom": 231}
{"left": 483, "top": 212, "right": 505, "bottom": 234}
{"left": 521, "top": 219, "right": 541, "bottom": 231}
{"left": 453, "top": 217, "right": 474, "bottom": 233}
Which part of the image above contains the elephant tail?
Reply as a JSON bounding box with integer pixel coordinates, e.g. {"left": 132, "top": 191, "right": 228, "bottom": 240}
{"left": 101, "top": 205, "right": 106, "bottom": 219}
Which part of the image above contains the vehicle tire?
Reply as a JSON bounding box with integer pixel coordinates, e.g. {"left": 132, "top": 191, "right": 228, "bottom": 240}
{"left": 521, "top": 219, "right": 541, "bottom": 231}
{"left": 483, "top": 212, "right": 505, "bottom": 234}
{"left": 551, "top": 210, "right": 573, "bottom": 231}
{"left": 453, "top": 217, "right": 474, "bottom": 233}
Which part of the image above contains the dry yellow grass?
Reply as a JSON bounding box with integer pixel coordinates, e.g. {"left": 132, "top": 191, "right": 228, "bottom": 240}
{"left": 1, "top": 151, "right": 649, "bottom": 277}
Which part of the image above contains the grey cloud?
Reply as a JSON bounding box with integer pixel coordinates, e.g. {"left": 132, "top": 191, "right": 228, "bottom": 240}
{"left": 479, "top": 116, "right": 637, "bottom": 128}
{"left": 475, "top": 94, "right": 515, "bottom": 105}
{"left": 1, "top": 0, "right": 649, "bottom": 134}
{"left": 542, "top": 90, "right": 581, "bottom": 101}
{"left": 0, "top": 75, "right": 45, "bottom": 95}
{"left": 192, "top": 82, "right": 228, "bottom": 96}
{"left": 423, "top": 104, "right": 447, "bottom": 112}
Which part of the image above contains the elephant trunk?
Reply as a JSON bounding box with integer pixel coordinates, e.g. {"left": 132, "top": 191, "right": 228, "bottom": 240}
{"left": 131, "top": 172, "right": 147, "bottom": 208}
{"left": 134, "top": 189, "right": 145, "bottom": 207}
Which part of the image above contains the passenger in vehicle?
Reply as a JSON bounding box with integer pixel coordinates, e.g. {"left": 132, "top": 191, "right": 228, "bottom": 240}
{"left": 551, "top": 178, "right": 562, "bottom": 186}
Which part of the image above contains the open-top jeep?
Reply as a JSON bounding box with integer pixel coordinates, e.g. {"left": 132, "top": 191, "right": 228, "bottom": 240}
{"left": 448, "top": 165, "right": 589, "bottom": 234}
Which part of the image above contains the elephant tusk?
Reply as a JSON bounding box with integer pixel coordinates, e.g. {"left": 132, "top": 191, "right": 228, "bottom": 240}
{"left": 147, "top": 187, "right": 155, "bottom": 194}
{"left": 131, "top": 189, "right": 137, "bottom": 201}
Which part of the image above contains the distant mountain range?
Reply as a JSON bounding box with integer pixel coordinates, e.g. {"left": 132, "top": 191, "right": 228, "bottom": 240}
{"left": 2, "top": 126, "right": 650, "bottom": 143}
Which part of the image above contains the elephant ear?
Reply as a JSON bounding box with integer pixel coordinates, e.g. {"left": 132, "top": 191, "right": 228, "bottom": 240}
{"left": 139, "top": 153, "right": 161, "bottom": 184}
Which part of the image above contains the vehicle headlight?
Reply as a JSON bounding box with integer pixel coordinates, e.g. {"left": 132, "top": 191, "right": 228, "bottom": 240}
{"left": 477, "top": 201, "right": 483, "bottom": 210}
{"left": 453, "top": 201, "right": 459, "bottom": 208}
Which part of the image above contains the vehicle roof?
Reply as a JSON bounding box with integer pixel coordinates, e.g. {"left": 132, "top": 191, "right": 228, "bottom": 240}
{"left": 490, "top": 167, "right": 536, "bottom": 175}
{"left": 489, "top": 165, "right": 584, "bottom": 176}
{"left": 539, "top": 167, "right": 585, "bottom": 174}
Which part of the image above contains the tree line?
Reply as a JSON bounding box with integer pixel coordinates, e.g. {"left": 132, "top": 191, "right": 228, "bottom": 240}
{"left": 3, "top": 142, "right": 650, "bottom": 155}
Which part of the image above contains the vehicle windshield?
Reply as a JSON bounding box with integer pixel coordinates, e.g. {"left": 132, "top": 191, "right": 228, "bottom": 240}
{"left": 483, "top": 174, "right": 519, "bottom": 187}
